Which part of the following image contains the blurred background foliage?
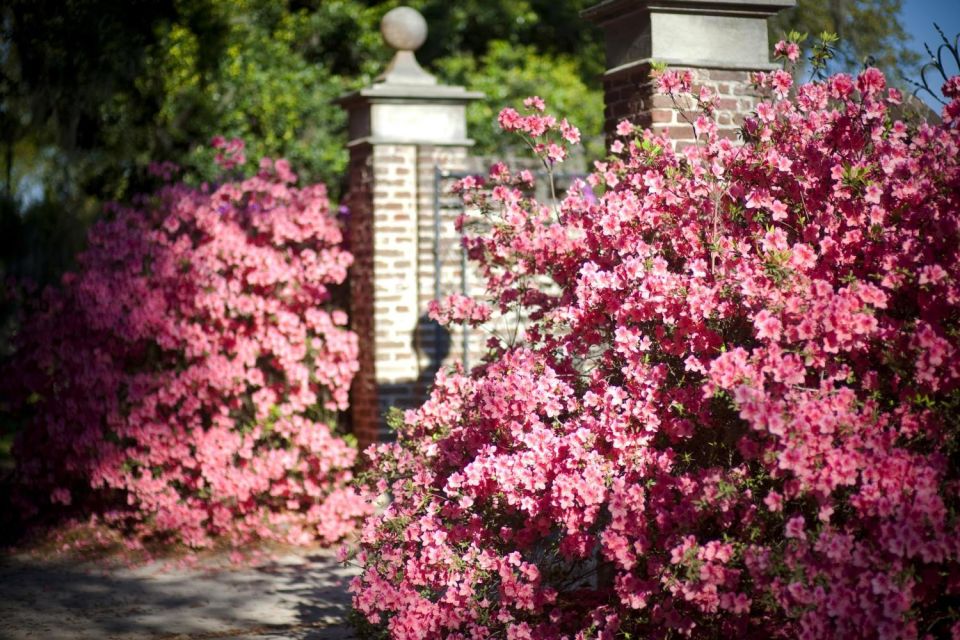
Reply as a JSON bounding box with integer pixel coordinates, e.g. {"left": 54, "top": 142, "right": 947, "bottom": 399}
{"left": 769, "top": 0, "right": 921, "bottom": 77}
{"left": 0, "top": 0, "right": 923, "bottom": 295}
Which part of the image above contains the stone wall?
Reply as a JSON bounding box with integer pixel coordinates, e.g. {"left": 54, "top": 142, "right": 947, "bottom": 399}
{"left": 343, "top": 142, "right": 377, "bottom": 450}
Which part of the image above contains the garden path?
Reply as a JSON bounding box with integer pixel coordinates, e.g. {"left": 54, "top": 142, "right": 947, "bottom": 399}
{"left": 0, "top": 547, "right": 357, "bottom": 640}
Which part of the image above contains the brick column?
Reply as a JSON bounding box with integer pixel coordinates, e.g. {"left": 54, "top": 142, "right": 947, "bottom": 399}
{"left": 337, "top": 7, "right": 481, "bottom": 449}
{"left": 583, "top": 0, "right": 795, "bottom": 147}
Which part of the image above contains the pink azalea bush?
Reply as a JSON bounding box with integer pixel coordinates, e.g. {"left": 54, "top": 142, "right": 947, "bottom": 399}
{"left": 350, "top": 51, "right": 960, "bottom": 638}
{"left": 6, "top": 142, "right": 368, "bottom": 549}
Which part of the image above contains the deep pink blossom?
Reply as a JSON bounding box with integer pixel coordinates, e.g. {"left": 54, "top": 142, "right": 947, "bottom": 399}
{"left": 774, "top": 39, "right": 801, "bottom": 62}
{"left": 353, "top": 65, "right": 960, "bottom": 639}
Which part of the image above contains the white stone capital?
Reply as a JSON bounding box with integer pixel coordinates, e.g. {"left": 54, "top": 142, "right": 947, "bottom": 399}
{"left": 583, "top": 0, "right": 796, "bottom": 71}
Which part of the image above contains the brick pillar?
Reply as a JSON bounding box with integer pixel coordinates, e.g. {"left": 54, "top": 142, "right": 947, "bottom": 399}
{"left": 337, "top": 7, "right": 482, "bottom": 449}
{"left": 583, "top": 0, "right": 795, "bottom": 147}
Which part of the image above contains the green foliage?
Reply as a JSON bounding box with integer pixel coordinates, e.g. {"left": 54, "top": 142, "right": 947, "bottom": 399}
{"left": 385, "top": 407, "right": 407, "bottom": 432}
{"left": 808, "top": 31, "right": 841, "bottom": 80}
{"left": 409, "top": 0, "right": 604, "bottom": 79}
{"left": 0, "top": 0, "right": 376, "bottom": 296}
{"left": 435, "top": 40, "right": 604, "bottom": 160}
{"left": 142, "top": 0, "right": 358, "bottom": 188}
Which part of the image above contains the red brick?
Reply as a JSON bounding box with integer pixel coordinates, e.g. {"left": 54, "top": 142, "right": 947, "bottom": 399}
{"left": 651, "top": 108, "right": 674, "bottom": 123}
{"left": 662, "top": 125, "right": 700, "bottom": 140}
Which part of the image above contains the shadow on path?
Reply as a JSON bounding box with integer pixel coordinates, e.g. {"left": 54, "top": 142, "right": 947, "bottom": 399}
{"left": 0, "top": 548, "right": 358, "bottom": 639}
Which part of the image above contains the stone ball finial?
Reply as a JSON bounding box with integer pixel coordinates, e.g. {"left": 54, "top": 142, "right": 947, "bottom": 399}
{"left": 381, "top": 6, "right": 427, "bottom": 52}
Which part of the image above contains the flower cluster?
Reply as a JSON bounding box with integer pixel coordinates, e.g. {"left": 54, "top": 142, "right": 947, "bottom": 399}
{"left": 351, "top": 57, "right": 960, "bottom": 639}
{"left": 497, "top": 96, "right": 581, "bottom": 165}
{"left": 427, "top": 294, "right": 492, "bottom": 327}
{"left": 6, "top": 146, "right": 368, "bottom": 549}
{"left": 211, "top": 135, "right": 247, "bottom": 170}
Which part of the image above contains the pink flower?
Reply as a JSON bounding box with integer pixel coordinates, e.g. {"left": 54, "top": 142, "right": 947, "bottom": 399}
{"left": 771, "top": 70, "right": 793, "bottom": 98}
{"left": 657, "top": 70, "right": 693, "bottom": 96}
{"left": 774, "top": 40, "right": 801, "bottom": 62}
{"left": 764, "top": 491, "right": 783, "bottom": 512}
{"left": 546, "top": 143, "right": 566, "bottom": 163}
{"left": 560, "top": 118, "right": 581, "bottom": 145}
{"left": 347, "top": 68, "right": 960, "bottom": 640}
{"left": 785, "top": 516, "right": 806, "bottom": 541}
{"left": 427, "top": 294, "right": 492, "bottom": 326}
{"left": 498, "top": 107, "right": 522, "bottom": 132}
{"left": 51, "top": 488, "right": 72, "bottom": 506}
{"left": 857, "top": 67, "right": 886, "bottom": 97}
{"left": 523, "top": 96, "right": 546, "bottom": 112}
{"left": 769, "top": 199, "right": 789, "bottom": 221}
{"left": 754, "top": 309, "right": 783, "bottom": 341}
{"left": 8, "top": 142, "right": 367, "bottom": 551}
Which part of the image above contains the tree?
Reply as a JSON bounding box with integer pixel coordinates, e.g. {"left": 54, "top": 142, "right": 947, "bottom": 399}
{"left": 0, "top": 1, "right": 604, "bottom": 288}
{"left": 769, "top": 0, "right": 920, "bottom": 78}
{"left": 0, "top": 0, "right": 179, "bottom": 287}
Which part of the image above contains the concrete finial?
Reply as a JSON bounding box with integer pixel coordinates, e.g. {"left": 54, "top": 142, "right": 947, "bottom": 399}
{"left": 381, "top": 7, "right": 428, "bottom": 52}
{"left": 376, "top": 6, "right": 435, "bottom": 85}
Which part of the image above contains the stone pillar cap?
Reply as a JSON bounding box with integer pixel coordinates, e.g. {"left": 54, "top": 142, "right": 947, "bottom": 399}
{"left": 583, "top": 0, "right": 795, "bottom": 23}
{"left": 377, "top": 6, "right": 436, "bottom": 85}
{"left": 337, "top": 4, "right": 483, "bottom": 108}
{"left": 583, "top": 0, "right": 795, "bottom": 72}
{"left": 335, "top": 5, "right": 484, "bottom": 146}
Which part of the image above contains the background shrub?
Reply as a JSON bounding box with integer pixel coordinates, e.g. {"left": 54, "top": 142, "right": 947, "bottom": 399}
{"left": 5, "top": 143, "right": 367, "bottom": 549}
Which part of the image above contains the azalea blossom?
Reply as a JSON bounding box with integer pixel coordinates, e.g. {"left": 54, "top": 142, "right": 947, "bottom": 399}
{"left": 6, "top": 146, "right": 369, "bottom": 549}
{"left": 352, "top": 62, "right": 960, "bottom": 639}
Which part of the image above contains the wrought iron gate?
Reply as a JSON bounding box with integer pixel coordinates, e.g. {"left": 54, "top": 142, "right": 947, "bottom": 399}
{"left": 432, "top": 166, "right": 587, "bottom": 371}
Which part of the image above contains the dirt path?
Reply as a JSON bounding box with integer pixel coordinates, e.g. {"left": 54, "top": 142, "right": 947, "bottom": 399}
{"left": 0, "top": 548, "right": 358, "bottom": 640}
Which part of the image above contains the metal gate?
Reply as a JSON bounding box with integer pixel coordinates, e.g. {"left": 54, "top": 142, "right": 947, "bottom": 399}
{"left": 432, "top": 166, "right": 587, "bottom": 370}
